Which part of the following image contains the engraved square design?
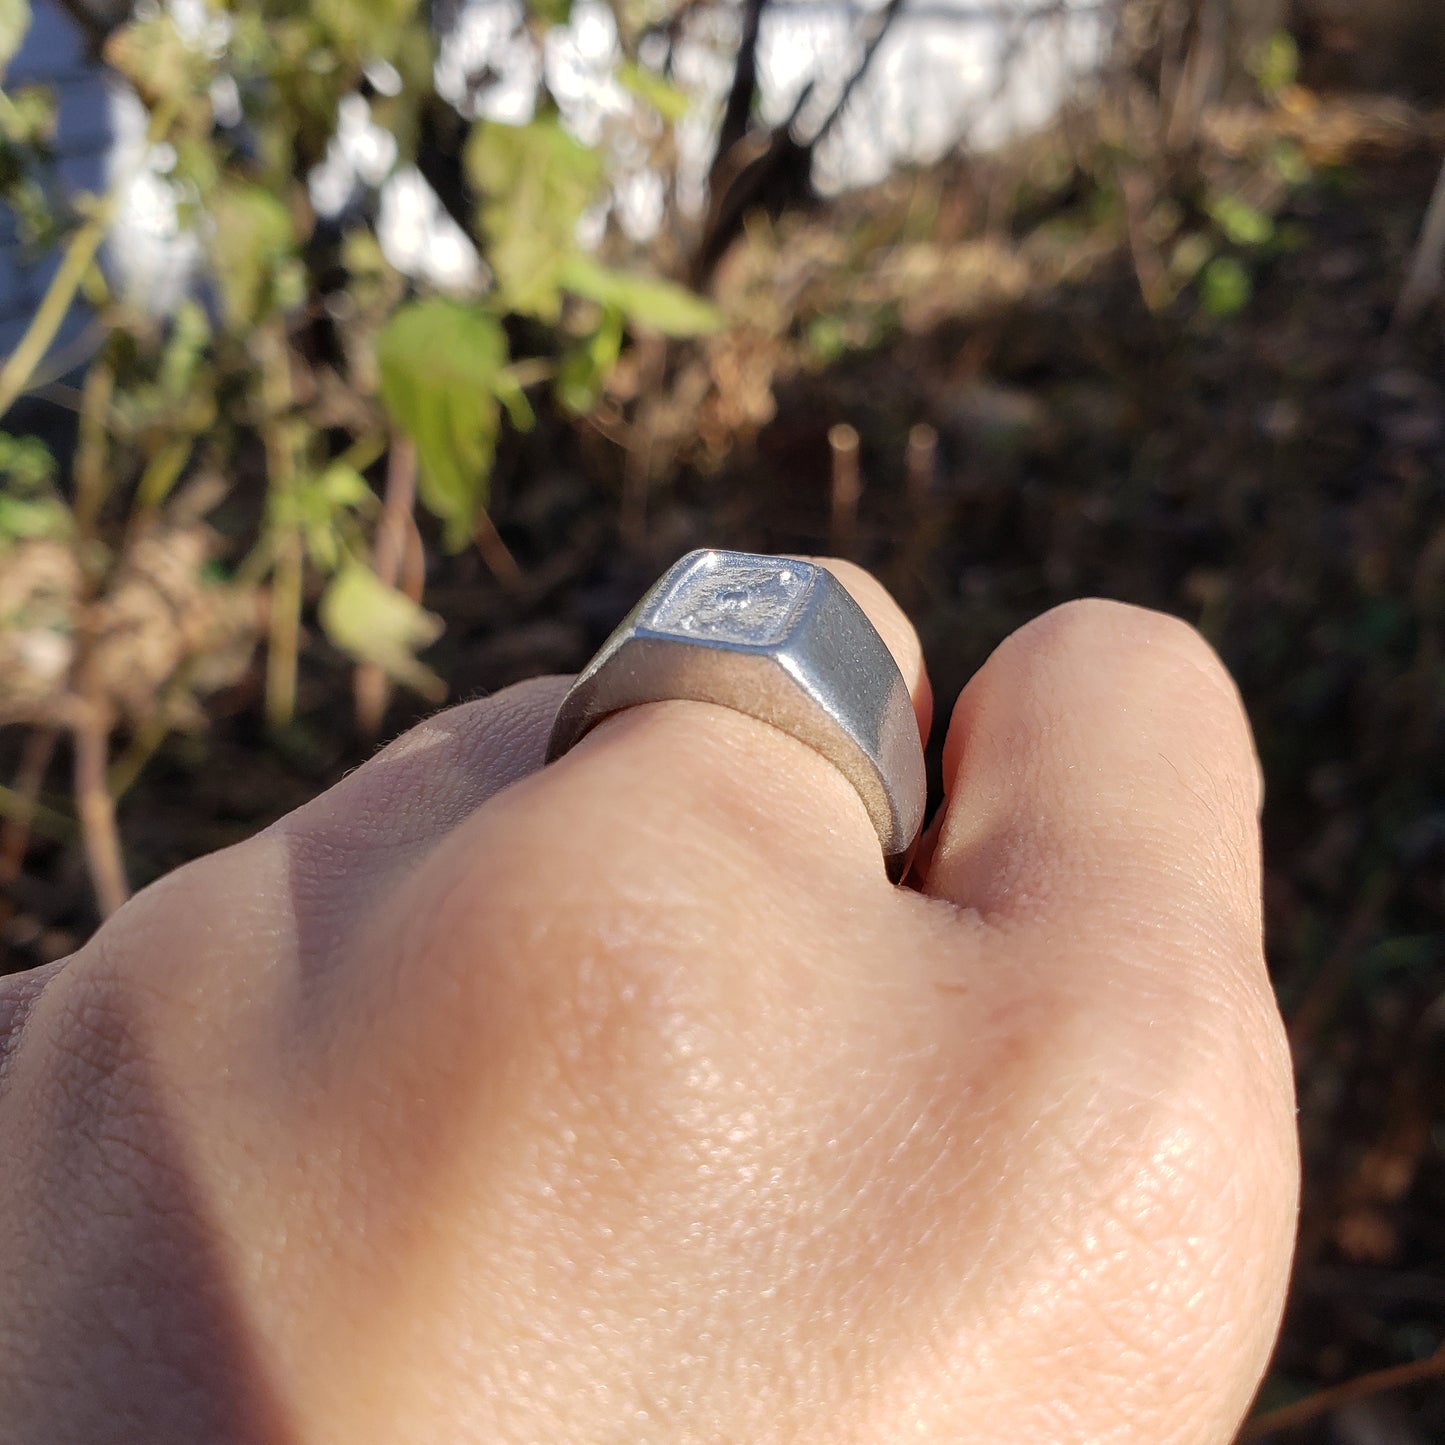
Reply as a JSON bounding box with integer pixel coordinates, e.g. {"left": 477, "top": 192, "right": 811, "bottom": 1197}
{"left": 644, "top": 552, "right": 815, "bottom": 647}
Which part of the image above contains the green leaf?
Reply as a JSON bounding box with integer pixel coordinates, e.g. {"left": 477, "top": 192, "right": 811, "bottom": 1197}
{"left": 0, "top": 0, "right": 31, "bottom": 73}
{"left": 465, "top": 117, "right": 602, "bottom": 319}
{"left": 555, "top": 307, "right": 624, "bottom": 415}
{"left": 341, "top": 227, "right": 389, "bottom": 279}
{"left": 1251, "top": 31, "right": 1299, "bottom": 98}
{"left": 1269, "top": 140, "right": 1311, "bottom": 189}
{"left": 0, "top": 84, "right": 55, "bottom": 146}
{"left": 1200, "top": 257, "right": 1251, "bottom": 318}
{"left": 209, "top": 183, "right": 297, "bottom": 326}
{"left": 804, "top": 314, "right": 851, "bottom": 366}
{"left": 376, "top": 299, "right": 506, "bottom": 550}
{"left": 1207, "top": 194, "right": 1274, "bottom": 249}
{"left": 0, "top": 492, "right": 68, "bottom": 541}
{"left": 316, "top": 460, "right": 372, "bottom": 510}
{"left": 1169, "top": 231, "right": 1214, "bottom": 285}
{"left": 102, "top": 16, "right": 213, "bottom": 106}
{"left": 158, "top": 300, "right": 211, "bottom": 399}
{"left": 560, "top": 255, "right": 721, "bottom": 336}
{"left": 526, "top": 0, "right": 572, "bottom": 24}
{"left": 314, "top": 0, "right": 421, "bottom": 60}
{"left": 0, "top": 431, "right": 56, "bottom": 491}
{"left": 494, "top": 372, "right": 536, "bottom": 431}
{"left": 284, "top": 463, "right": 374, "bottom": 571}
{"left": 0, "top": 421, "right": 64, "bottom": 542}
{"left": 319, "top": 561, "right": 445, "bottom": 699}
{"left": 617, "top": 60, "right": 689, "bottom": 123}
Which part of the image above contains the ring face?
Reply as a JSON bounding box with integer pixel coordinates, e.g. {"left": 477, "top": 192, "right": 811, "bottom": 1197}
{"left": 546, "top": 550, "right": 926, "bottom": 867}
{"left": 648, "top": 553, "right": 811, "bottom": 645}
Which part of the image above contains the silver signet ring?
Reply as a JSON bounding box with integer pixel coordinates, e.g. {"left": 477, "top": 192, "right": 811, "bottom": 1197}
{"left": 545, "top": 550, "right": 927, "bottom": 871}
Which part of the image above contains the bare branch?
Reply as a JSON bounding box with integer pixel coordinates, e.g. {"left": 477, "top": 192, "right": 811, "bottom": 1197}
{"left": 72, "top": 691, "right": 128, "bottom": 920}
{"left": 709, "top": 0, "right": 769, "bottom": 196}
{"left": 1240, "top": 1343, "right": 1445, "bottom": 1440}
{"left": 353, "top": 438, "right": 419, "bottom": 739}
{"left": 0, "top": 729, "right": 60, "bottom": 885}
{"left": 1395, "top": 156, "right": 1445, "bottom": 328}
{"left": 693, "top": 0, "right": 909, "bottom": 284}
{"left": 828, "top": 422, "right": 861, "bottom": 554}
{"left": 47, "top": 0, "right": 126, "bottom": 55}
{"left": 808, "top": 0, "right": 908, "bottom": 150}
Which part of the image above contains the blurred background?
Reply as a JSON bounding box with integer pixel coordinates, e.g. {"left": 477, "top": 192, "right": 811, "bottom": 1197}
{"left": 0, "top": 0, "right": 1442, "bottom": 1436}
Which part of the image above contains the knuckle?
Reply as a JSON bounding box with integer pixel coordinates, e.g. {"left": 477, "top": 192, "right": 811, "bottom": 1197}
{"left": 1127, "top": 1098, "right": 1293, "bottom": 1367}
{"left": 1007, "top": 598, "right": 1260, "bottom": 813}
{"left": 1023, "top": 598, "right": 1243, "bottom": 717}
{"left": 399, "top": 817, "right": 708, "bottom": 1098}
{"left": 996, "top": 1016, "right": 1298, "bottom": 1440}
{"left": 1024, "top": 956, "right": 1298, "bottom": 1305}
{"left": 284, "top": 675, "right": 571, "bottom": 858}
{"left": 15, "top": 939, "right": 187, "bottom": 1210}
{"left": 1035, "top": 1056, "right": 1294, "bottom": 1410}
{"left": 0, "top": 959, "right": 65, "bottom": 1086}
{"left": 1103, "top": 1027, "right": 1295, "bottom": 1298}
{"left": 47, "top": 938, "right": 158, "bottom": 1109}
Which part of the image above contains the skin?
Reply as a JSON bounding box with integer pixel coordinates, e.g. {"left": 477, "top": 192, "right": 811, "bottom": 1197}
{"left": 0, "top": 562, "right": 1298, "bottom": 1444}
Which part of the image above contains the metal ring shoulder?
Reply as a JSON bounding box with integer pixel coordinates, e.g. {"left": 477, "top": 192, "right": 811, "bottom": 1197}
{"left": 545, "top": 550, "right": 926, "bottom": 866}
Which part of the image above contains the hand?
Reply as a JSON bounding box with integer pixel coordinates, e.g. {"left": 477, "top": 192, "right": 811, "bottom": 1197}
{"left": 0, "top": 564, "right": 1298, "bottom": 1444}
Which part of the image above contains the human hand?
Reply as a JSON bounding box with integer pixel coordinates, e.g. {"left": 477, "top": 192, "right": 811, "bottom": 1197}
{"left": 0, "top": 563, "right": 1297, "bottom": 1443}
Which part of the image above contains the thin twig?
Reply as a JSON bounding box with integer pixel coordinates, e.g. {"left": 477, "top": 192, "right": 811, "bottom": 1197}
{"left": 473, "top": 507, "right": 522, "bottom": 588}
{"left": 1165, "top": 0, "right": 1228, "bottom": 153}
{"left": 809, "top": 0, "right": 908, "bottom": 150}
{"left": 258, "top": 322, "right": 303, "bottom": 732}
{"left": 17, "top": 319, "right": 108, "bottom": 399}
{"left": 906, "top": 422, "right": 937, "bottom": 506}
{"left": 1394, "top": 156, "right": 1445, "bottom": 328}
{"left": 73, "top": 351, "right": 114, "bottom": 538}
{"left": 107, "top": 661, "right": 199, "bottom": 802}
{"left": 620, "top": 338, "right": 669, "bottom": 543}
{"left": 828, "top": 421, "right": 861, "bottom": 553}
{"left": 267, "top": 534, "right": 304, "bottom": 732}
{"left": 0, "top": 728, "right": 61, "bottom": 882}
{"left": 107, "top": 718, "right": 173, "bottom": 804}
{"left": 1122, "top": 166, "right": 1172, "bottom": 312}
{"left": 1240, "top": 1343, "right": 1445, "bottom": 1439}
{"left": 0, "top": 208, "right": 117, "bottom": 421}
{"left": 134, "top": 434, "right": 196, "bottom": 515}
{"left": 71, "top": 693, "right": 127, "bottom": 919}
{"left": 57, "top": 351, "right": 130, "bottom": 918}
{"left": 400, "top": 512, "right": 426, "bottom": 602}
{"left": 0, "top": 779, "right": 73, "bottom": 843}
{"left": 353, "top": 437, "right": 418, "bottom": 738}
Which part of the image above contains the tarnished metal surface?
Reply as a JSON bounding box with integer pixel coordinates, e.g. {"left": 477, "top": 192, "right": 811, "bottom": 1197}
{"left": 547, "top": 549, "right": 926, "bottom": 868}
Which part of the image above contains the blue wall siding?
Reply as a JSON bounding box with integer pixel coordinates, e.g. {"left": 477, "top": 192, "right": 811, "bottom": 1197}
{"left": 2, "top": 1, "right": 112, "bottom": 355}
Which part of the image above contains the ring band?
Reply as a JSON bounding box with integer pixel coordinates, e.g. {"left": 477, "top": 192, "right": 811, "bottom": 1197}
{"left": 546, "top": 550, "right": 926, "bottom": 871}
